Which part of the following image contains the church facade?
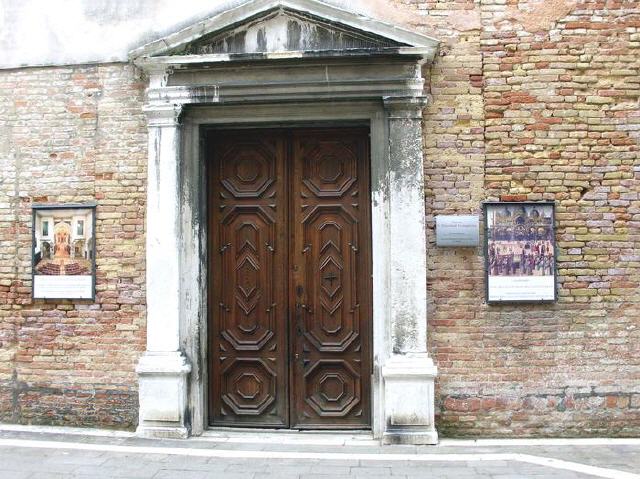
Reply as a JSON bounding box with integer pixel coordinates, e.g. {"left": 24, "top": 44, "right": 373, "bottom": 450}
{"left": 0, "top": 0, "right": 638, "bottom": 442}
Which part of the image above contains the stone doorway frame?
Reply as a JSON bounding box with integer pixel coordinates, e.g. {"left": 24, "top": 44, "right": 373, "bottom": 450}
{"left": 132, "top": 0, "right": 440, "bottom": 444}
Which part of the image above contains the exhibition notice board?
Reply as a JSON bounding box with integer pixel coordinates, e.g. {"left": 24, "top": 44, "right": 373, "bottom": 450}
{"left": 32, "top": 204, "right": 96, "bottom": 300}
{"left": 484, "top": 202, "right": 557, "bottom": 303}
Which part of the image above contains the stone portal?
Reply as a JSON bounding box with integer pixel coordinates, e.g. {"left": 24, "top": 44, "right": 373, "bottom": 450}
{"left": 131, "top": 0, "right": 440, "bottom": 444}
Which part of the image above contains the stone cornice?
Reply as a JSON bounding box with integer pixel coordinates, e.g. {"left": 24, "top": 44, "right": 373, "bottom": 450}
{"left": 134, "top": 48, "right": 432, "bottom": 71}
{"left": 145, "top": 76, "right": 424, "bottom": 108}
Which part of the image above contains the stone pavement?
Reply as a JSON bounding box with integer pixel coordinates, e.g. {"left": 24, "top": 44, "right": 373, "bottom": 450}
{"left": 0, "top": 426, "right": 639, "bottom": 479}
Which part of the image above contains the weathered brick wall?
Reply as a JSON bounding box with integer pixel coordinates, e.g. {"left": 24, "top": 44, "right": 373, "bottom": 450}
{"left": 413, "top": 0, "right": 640, "bottom": 436}
{"left": 0, "top": 64, "right": 147, "bottom": 428}
{"left": 0, "top": 0, "right": 638, "bottom": 437}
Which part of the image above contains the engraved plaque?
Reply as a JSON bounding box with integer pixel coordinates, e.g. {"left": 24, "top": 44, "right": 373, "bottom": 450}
{"left": 436, "top": 215, "right": 479, "bottom": 247}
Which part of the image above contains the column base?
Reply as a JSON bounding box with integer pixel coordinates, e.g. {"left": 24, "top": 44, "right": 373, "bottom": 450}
{"left": 382, "top": 353, "right": 438, "bottom": 445}
{"left": 136, "top": 425, "right": 190, "bottom": 439}
{"left": 382, "top": 428, "right": 438, "bottom": 445}
{"left": 136, "top": 351, "right": 191, "bottom": 439}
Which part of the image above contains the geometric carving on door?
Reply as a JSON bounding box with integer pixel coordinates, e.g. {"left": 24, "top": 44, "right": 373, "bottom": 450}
{"left": 236, "top": 222, "right": 259, "bottom": 254}
{"left": 209, "top": 128, "right": 371, "bottom": 429}
{"left": 319, "top": 221, "right": 342, "bottom": 255}
{"left": 237, "top": 256, "right": 258, "bottom": 300}
{"left": 319, "top": 256, "right": 342, "bottom": 301}
{"left": 222, "top": 358, "right": 276, "bottom": 415}
{"left": 302, "top": 143, "right": 357, "bottom": 197}
{"left": 288, "top": 129, "right": 370, "bottom": 429}
{"left": 221, "top": 143, "right": 275, "bottom": 197}
{"left": 210, "top": 131, "right": 289, "bottom": 428}
{"left": 220, "top": 207, "right": 277, "bottom": 351}
{"left": 304, "top": 360, "right": 360, "bottom": 416}
{"left": 303, "top": 207, "right": 358, "bottom": 352}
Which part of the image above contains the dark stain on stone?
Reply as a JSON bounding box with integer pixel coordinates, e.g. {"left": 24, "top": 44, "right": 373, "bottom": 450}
{"left": 316, "top": 26, "right": 333, "bottom": 50}
{"left": 287, "top": 20, "right": 302, "bottom": 50}
{"left": 256, "top": 28, "right": 267, "bottom": 52}
{"left": 224, "top": 31, "right": 246, "bottom": 54}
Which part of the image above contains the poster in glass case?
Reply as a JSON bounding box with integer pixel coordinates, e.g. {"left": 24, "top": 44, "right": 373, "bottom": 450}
{"left": 32, "top": 204, "right": 96, "bottom": 300}
{"left": 484, "top": 202, "right": 556, "bottom": 303}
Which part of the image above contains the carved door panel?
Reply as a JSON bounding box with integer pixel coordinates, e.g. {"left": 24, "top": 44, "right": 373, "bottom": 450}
{"left": 208, "top": 128, "right": 371, "bottom": 429}
{"left": 290, "top": 129, "right": 372, "bottom": 428}
{"left": 208, "top": 130, "right": 289, "bottom": 427}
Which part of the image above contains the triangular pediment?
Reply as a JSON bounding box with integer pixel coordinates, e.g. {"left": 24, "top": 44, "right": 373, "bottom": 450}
{"left": 130, "top": 0, "right": 439, "bottom": 63}
{"left": 176, "top": 9, "right": 406, "bottom": 56}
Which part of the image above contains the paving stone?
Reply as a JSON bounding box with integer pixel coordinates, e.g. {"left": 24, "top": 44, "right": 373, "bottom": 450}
{"left": 265, "top": 464, "right": 313, "bottom": 474}
{"left": 0, "top": 470, "right": 32, "bottom": 479}
{"left": 72, "top": 464, "right": 160, "bottom": 478}
{"left": 155, "top": 456, "right": 218, "bottom": 471}
{"left": 41, "top": 453, "right": 108, "bottom": 466}
{"left": 300, "top": 475, "right": 352, "bottom": 479}
{"left": 308, "top": 465, "right": 351, "bottom": 474}
{"left": 350, "top": 466, "right": 394, "bottom": 475}
{"left": 153, "top": 470, "right": 235, "bottom": 479}
{"left": 0, "top": 436, "right": 639, "bottom": 479}
{"left": 254, "top": 474, "right": 300, "bottom": 479}
{"left": 29, "top": 474, "right": 72, "bottom": 479}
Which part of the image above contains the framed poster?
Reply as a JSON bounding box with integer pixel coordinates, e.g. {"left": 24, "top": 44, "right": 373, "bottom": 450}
{"left": 32, "top": 203, "right": 96, "bottom": 300}
{"left": 484, "top": 201, "right": 556, "bottom": 303}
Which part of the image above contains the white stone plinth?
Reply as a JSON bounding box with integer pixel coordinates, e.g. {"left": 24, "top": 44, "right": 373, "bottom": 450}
{"left": 382, "top": 354, "right": 438, "bottom": 445}
{"left": 136, "top": 351, "right": 191, "bottom": 439}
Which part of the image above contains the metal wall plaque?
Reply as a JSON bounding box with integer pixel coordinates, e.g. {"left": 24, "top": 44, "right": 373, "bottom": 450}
{"left": 436, "top": 215, "right": 479, "bottom": 247}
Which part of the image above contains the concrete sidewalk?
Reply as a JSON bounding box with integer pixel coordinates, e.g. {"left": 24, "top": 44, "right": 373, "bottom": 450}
{"left": 0, "top": 426, "right": 639, "bottom": 479}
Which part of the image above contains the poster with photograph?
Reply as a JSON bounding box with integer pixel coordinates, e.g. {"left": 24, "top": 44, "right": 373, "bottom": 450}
{"left": 32, "top": 204, "right": 96, "bottom": 300}
{"left": 484, "top": 202, "right": 556, "bottom": 303}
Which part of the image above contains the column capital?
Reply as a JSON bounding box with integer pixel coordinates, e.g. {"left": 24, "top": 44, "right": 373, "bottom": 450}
{"left": 383, "top": 95, "right": 429, "bottom": 119}
{"left": 144, "top": 103, "right": 184, "bottom": 128}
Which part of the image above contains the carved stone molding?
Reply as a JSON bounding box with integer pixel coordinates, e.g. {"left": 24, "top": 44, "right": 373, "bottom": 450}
{"left": 144, "top": 103, "right": 184, "bottom": 128}
{"left": 384, "top": 95, "right": 429, "bottom": 119}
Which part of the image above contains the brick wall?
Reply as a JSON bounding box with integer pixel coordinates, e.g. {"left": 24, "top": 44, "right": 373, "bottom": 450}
{"left": 0, "top": 0, "right": 638, "bottom": 436}
{"left": 412, "top": 0, "right": 640, "bottom": 436}
{"left": 0, "top": 64, "right": 147, "bottom": 428}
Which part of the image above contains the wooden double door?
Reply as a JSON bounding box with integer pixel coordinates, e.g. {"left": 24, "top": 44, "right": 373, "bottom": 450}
{"left": 207, "top": 127, "right": 372, "bottom": 429}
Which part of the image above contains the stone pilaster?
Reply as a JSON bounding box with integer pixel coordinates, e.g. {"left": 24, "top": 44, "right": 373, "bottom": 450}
{"left": 136, "top": 102, "right": 192, "bottom": 439}
{"left": 381, "top": 96, "right": 438, "bottom": 445}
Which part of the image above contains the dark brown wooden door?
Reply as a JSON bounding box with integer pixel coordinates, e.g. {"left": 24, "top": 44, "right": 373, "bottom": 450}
{"left": 208, "top": 128, "right": 371, "bottom": 429}
{"left": 289, "top": 130, "right": 371, "bottom": 428}
{"left": 208, "top": 130, "right": 289, "bottom": 427}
